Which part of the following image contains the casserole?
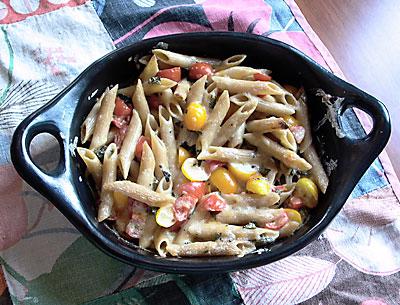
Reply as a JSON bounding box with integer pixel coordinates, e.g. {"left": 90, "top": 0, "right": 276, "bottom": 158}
{"left": 10, "top": 32, "right": 391, "bottom": 273}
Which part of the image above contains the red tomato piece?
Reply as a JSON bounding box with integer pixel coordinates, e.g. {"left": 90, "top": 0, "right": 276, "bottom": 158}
{"left": 254, "top": 73, "right": 272, "bottom": 81}
{"left": 113, "top": 124, "right": 129, "bottom": 148}
{"left": 205, "top": 160, "right": 225, "bottom": 173}
{"left": 148, "top": 94, "right": 162, "bottom": 111}
{"left": 177, "top": 182, "right": 207, "bottom": 200}
{"left": 135, "top": 136, "right": 151, "bottom": 160}
{"left": 273, "top": 185, "right": 287, "bottom": 193}
{"left": 157, "top": 67, "right": 181, "bottom": 82}
{"left": 112, "top": 115, "right": 130, "bottom": 128}
{"left": 114, "top": 97, "right": 132, "bottom": 117}
{"left": 189, "top": 62, "right": 213, "bottom": 80}
{"left": 201, "top": 193, "right": 227, "bottom": 212}
{"left": 128, "top": 198, "right": 148, "bottom": 214}
{"left": 173, "top": 195, "right": 198, "bottom": 222}
{"left": 264, "top": 211, "right": 289, "bottom": 230}
{"left": 125, "top": 214, "right": 146, "bottom": 239}
{"left": 290, "top": 125, "right": 306, "bottom": 144}
{"left": 285, "top": 196, "right": 304, "bottom": 210}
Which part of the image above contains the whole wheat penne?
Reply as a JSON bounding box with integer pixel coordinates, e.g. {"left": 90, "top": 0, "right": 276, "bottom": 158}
{"left": 214, "top": 54, "right": 247, "bottom": 72}
{"left": 216, "top": 206, "right": 284, "bottom": 227}
{"left": 143, "top": 78, "right": 177, "bottom": 95}
{"left": 212, "top": 76, "right": 283, "bottom": 95}
{"left": 213, "top": 99, "right": 257, "bottom": 146}
{"left": 98, "top": 143, "right": 117, "bottom": 222}
{"left": 137, "top": 142, "right": 156, "bottom": 189}
{"left": 246, "top": 117, "right": 288, "bottom": 133}
{"left": 159, "top": 106, "right": 178, "bottom": 180}
{"left": 303, "top": 144, "right": 329, "bottom": 193}
{"left": 132, "top": 79, "right": 150, "bottom": 126}
{"left": 297, "top": 98, "right": 313, "bottom": 153}
{"left": 167, "top": 240, "right": 255, "bottom": 257}
{"left": 104, "top": 181, "right": 175, "bottom": 207}
{"left": 214, "top": 66, "right": 261, "bottom": 79}
{"left": 174, "top": 78, "right": 191, "bottom": 102}
{"left": 90, "top": 85, "right": 118, "bottom": 149}
{"left": 119, "top": 109, "right": 142, "bottom": 179}
{"left": 198, "top": 90, "right": 230, "bottom": 151}
{"left": 139, "top": 55, "right": 159, "bottom": 82}
{"left": 81, "top": 92, "right": 104, "bottom": 144}
{"left": 187, "top": 75, "right": 207, "bottom": 104}
{"left": 152, "top": 49, "right": 222, "bottom": 68}
{"left": 77, "top": 148, "right": 102, "bottom": 187}
{"left": 244, "top": 133, "right": 311, "bottom": 171}
{"left": 230, "top": 93, "right": 295, "bottom": 116}
{"left": 221, "top": 192, "right": 280, "bottom": 208}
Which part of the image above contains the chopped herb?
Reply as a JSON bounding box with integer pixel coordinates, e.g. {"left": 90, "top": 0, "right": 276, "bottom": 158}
{"left": 215, "top": 232, "right": 222, "bottom": 241}
{"left": 203, "top": 250, "right": 209, "bottom": 254}
{"left": 197, "top": 160, "right": 203, "bottom": 167}
{"left": 259, "top": 167, "right": 270, "bottom": 176}
{"left": 243, "top": 222, "right": 256, "bottom": 229}
{"left": 94, "top": 145, "right": 107, "bottom": 162}
{"left": 162, "top": 170, "right": 171, "bottom": 182}
{"left": 209, "top": 96, "right": 217, "bottom": 109}
{"left": 150, "top": 207, "right": 158, "bottom": 214}
{"left": 172, "top": 192, "right": 176, "bottom": 197}
{"left": 148, "top": 76, "right": 161, "bottom": 85}
{"left": 180, "top": 141, "right": 197, "bottom": 155}
{"left": 117, "top": 93, "right": 132, "bottom": 104}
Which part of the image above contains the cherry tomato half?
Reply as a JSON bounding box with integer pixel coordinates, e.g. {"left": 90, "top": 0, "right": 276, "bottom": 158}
{"left": 189, "top": 62, "right": 213, "bottom": 80}
{"left": 264, "top": 211, "right": 289, "bottom": 230}
{"left": 157, "top": 67, "right": 181, "bottom": 82}
{"left": 135, "top": 136, "right": 151, "bottom": 160}
{"left": 201, "top": 193, "right": 227, "bottom": 212}
{"left": 253, "top": 73, "right": 272, "bottom": 81}
{"left": 114, "top": 97, "right": 132, "bottom": 117}
{"left": 176, "top": 182, "right": 207, "bottom": 200}
{"left": 285, "top": 196, "right": 304, "bottom": 210}
{"left": 173, "top": 195, "right": 197, "bottom": 222}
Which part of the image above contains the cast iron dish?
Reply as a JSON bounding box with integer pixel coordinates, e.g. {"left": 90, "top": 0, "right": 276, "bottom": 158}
{"left": 10, "top": 32, "right": 391, "bottom": 273}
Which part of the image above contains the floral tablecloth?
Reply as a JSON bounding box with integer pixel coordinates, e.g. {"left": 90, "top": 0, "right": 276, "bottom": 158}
{"left": 0, "top": 1, "right": 399, "bottom": 304}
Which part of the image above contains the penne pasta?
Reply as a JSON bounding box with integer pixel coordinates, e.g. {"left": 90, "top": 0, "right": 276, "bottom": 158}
{"left": 216, "top": 206, "right": 284, "bottom": 227}
{"left": 81, "top": 92, "right": 104, "bottom": 144}
{"left": 152, "top": 49, "right": 222, "bottom": 68}
{"left": 142, "top": 78, "right": 177, "bottom": 95}
{"left": 174, "top": 78, "right": 191, "bottom": 102}
{"left": 104, "top": 181, "right": 175, "bottom": 207}
{"left": 160, "top": 89, "right": 183, "bottom": 121}
{"left": 198, "top": 90, "right": 230, "bottom": 151}
{"left": 98, "top": 143, "right": 118, "bottom": 222}
{"left": 214, "top": 54, "right": 247, "bottom": 72}
{"left": 228, "top": 123, "right": 246, "bottom": 148}
{"left": 214, "top": 66, "right": 261, "bottom": 79}
{"left": 154, "top": 228, "right": 177, "bottom": 257}
{"left": 188, "top": 222, "right": 279, "bottom": 242}
{"left": 297, "top": 97, "right": 313, "bottom": 153}
{"left": 119, "top": 109, "right": 142, "bottom": 179}
{"left": 246, "top": 117, "right": 288, "bottom": 133}
{"left": 244, "top": 133, "right": 311, "bottom": 171}
{"left": 77, "top": 147, "right": 102, "bottom": 187}
{"left": 230, "top": 93, "right": 295, "bottom": 116}
{"left": 222, "top": 192, "right": 280, "bottom": 208}
{"left": 139, "top": 215, "right": 157, "bottom": 249}
{"left": 303, "top": 144, "right": 329, "bottom": 193}
{"left": 139, "top": 55, "right": 159, "bottom": 82}
{"left": 271, "top": 129, "right": 297, "bottom": 151}
{"left": 186, "top": 75, "right": 207, "bottom": 104}
{"left": 90, "top": 85, "right": 118, "bottom": 149}
{"left": 167, "top": 240, "right": 256, "bottom": 257}
{"left": 212, "top": 76, "right": 283, "bottom": 96}
{"left": 136, "top": 142, "right": 156, "bottom": 189}
{"left": 132, "top": 79, "right": 150, "bottom": 126}
{"left": 213, "top": 99, "right": 257, "bottom": 146}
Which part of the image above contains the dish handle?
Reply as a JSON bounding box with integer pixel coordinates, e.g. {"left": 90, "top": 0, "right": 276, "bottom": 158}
{"left": 338, "top": 93, "right": 391, "bottom": 152}
{"left": 10, "top": 97, "right": 92, "bottom": 229}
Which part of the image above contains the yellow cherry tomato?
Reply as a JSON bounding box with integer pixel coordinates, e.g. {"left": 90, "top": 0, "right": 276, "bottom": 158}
{"left": 246, "top": 175, "right": 271, "bottom": 195}
{"left": 181, "top": 157, "right": 210, "bottom": 182}
{"left": 156, "top": 205, "right": 176, "bottom": 228}
{"left": 293, "top": 177, "right": 318, "bottom": 208}
{"left": 178, "top": 147, "right": 191, "bottom": 167}
{"left": 228, "top": 162, "right": 258, "bottom": 181}
{"left": 282, "top": 115, "right": 299, "bottom": 128}
{"left": 184, "top": 102, "right": 207, "bottom": 131}
{"left": 113, "top": 192, "right": 128, "bottom": 211}
{"left": 210, "top": 167, "right": 239, "bottom": 194}
{"left": 284, "top": 208, "right": 302, "bottom": 224}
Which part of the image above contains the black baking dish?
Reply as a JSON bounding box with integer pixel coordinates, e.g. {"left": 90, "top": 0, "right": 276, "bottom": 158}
{"left": 10, "top": 32, "right": 391, "bottom": 273}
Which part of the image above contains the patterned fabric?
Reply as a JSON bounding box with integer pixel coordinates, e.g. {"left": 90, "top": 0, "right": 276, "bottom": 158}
{"left": 0, "top": 0, "right": 399, "bottom": 304}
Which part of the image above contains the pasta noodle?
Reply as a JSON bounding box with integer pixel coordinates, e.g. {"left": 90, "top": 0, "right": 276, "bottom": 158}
{"left": 79, "top": 49, "right": 328, "bottom": 258}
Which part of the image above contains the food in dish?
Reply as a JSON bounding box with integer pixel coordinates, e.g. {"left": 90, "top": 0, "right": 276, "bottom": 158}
{"left": 77, "top": 48, "right": 328, "bottom": 257}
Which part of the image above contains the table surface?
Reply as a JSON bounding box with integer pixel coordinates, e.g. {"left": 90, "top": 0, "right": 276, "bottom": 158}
{"left": 295, "top": 0, "right": 400, "bottom": 177}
